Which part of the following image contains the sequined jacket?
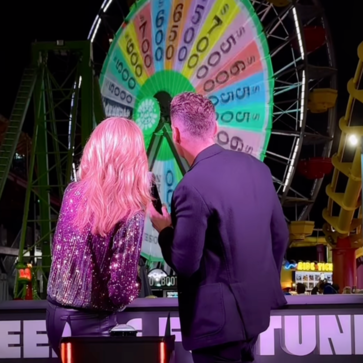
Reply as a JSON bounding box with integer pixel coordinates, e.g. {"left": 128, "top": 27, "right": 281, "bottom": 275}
{"left": 47, "top": 182, "right": 144, "bottom": 312}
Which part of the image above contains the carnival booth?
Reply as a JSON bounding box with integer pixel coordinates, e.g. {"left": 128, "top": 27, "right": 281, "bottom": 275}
{"left": 282, "top": 261, "right": 333, "bottom": 293}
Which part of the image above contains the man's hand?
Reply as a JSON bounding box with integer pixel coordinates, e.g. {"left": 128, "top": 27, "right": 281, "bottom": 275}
{"left": 148, "top": 203, "right": 172, "bottom": 233}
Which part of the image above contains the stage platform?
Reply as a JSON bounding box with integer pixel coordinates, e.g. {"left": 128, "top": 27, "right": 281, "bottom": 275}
{"left": 0, "top": 295, "right": 362, "bottom": 362}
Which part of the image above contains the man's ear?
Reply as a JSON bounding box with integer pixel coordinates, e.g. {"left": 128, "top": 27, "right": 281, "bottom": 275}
{"left": 173, "top": 126, "right": 181, "bottom": 144}
{"left": 213, "top": 121, "right": 219, "bottom": 137}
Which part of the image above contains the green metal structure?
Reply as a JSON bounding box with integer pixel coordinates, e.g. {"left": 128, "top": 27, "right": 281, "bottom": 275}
{"left": 4, "top": 41, "right": 105, "bottom": 298}
{"left": 0, "top": 69, "right": 37, "bottom": 198}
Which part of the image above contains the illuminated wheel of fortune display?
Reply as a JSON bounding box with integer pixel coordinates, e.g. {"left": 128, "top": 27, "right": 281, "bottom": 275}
{"left": 99, "top": 0, "right": 273, "bottom": 262}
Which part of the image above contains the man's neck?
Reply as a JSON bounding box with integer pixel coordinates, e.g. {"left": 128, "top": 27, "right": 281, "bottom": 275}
{"left": 184, "top": 140, "right": 215, "bottom": 166}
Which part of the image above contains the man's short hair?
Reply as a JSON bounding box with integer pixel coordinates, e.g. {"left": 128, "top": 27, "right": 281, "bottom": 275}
{"left": 170, "top": 92, "right": 216, "bottom": 139}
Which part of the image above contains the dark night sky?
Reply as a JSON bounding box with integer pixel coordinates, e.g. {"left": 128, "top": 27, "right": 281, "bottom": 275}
{"left": 0, "top": 0, "right": 361, "bottom": 232}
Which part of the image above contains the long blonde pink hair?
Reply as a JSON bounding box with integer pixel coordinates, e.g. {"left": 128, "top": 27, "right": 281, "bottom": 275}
{"left": 72, "top": 117, "right": 151, "bottom": 236}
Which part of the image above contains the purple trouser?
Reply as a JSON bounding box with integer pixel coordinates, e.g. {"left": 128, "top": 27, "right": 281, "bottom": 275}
{"left": 46, "top": 300, "right": 117, "bottom": 360}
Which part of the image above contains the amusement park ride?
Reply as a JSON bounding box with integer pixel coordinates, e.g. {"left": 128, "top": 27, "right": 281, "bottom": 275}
{"left": 322, "top": 42, "right": 363, "bottom": 290}
{"left": 0, "top": 0, "right": 361, "bottom": 299}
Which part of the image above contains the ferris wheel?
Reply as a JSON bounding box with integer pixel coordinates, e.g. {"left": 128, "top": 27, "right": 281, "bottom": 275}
{"left": 88, "top": 0, "right": 337, "bottom": 261}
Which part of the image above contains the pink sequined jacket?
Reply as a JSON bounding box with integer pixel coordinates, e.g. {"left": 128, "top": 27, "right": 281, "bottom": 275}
{"left": 47, "top": 182, "right": 144, "bottom": 312}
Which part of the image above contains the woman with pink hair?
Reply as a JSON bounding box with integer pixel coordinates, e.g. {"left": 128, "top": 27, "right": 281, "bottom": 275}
{"left": 46, "top": 117, "right": 151, "bottom": 358}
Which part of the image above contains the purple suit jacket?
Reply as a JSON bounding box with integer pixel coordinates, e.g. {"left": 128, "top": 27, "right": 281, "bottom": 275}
{"left": 159, "top": 144, "right": 289, "bottom": 351}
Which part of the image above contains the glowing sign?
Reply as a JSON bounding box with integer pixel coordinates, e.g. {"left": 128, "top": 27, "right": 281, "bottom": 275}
{"left": 147, "top": 268, "right": 178, "bottom": 289}
{"left": 296, "top": 262, "right": 333, "bottom": 272}
{"left": 284, "top": 262, "right": 297, "bottom": 270}
{"left": 284, "top": 262, "right": 333, "bottom": 272}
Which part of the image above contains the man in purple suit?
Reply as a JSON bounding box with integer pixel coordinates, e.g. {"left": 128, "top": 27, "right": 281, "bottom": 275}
{"left": 149, "top": 93, "right": 289, "bottom": 363}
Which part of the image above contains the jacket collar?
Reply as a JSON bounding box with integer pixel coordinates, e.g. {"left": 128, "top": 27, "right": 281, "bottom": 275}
{"left": 189, "top": 144, "right": 224, "bottom": 170}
